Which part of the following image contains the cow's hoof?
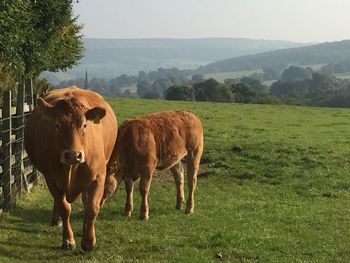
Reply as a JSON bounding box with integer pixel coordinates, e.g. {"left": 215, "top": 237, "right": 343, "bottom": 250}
{"left": 185, "top": 208, "right": 194, "bottom": 214}
{"left": 51, "top": 218, "right": 62, "bottom": 227}
{"left": 81, "top": 239, "right": 96, "bottom": 252}
{"left": 61, "top": 242, "right": 76, "bottom": 251}
{"left": 176, "top": 203, "right": 184, "bottom": 210}
{"left": 124, "top": 210, "right": 132, "bottom": 217}
{"left": 139, "top": 214, "right": 149, "bottom": 221}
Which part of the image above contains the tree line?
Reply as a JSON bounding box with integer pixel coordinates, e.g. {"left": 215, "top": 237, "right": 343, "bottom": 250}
{"left": 0, "top": 0, "right": 83, "bottom": 96}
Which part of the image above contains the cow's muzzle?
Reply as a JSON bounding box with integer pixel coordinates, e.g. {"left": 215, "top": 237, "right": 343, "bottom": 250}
{"left": 61, "top": 150, "right": 85, "bottom": 165}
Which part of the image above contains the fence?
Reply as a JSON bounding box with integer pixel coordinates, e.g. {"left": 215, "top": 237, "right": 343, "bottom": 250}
{"left": 0, "top": 79, "right": 38, "bottom": 214}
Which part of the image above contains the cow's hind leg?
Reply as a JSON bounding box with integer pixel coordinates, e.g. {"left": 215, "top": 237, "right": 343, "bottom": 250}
{"left": 139, "top": 164, "right": 156, "bottom": 220}
{"left": 124, "top": 178, "right": 134, "bottom": 217}
{"left": 170, "top": 162, "right": 185, "bottom": 210}
{"left": 185, "top": 145, "right": 203, "bottom": 214}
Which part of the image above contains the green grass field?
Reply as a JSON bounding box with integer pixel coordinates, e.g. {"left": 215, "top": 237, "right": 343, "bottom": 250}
{"left": 2, "top": 98, "right": 350, "bottom": 262}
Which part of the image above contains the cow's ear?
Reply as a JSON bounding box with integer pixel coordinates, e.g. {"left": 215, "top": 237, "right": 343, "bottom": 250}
{"left": 36, "top": 97, "right": 54, "bottom": 116}
{"left": 86, "top": 107, "right": 106, "bottom": 124}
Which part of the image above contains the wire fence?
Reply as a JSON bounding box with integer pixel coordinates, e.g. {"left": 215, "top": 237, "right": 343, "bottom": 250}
{"left": 0, "top": 80, "right": 39, "bottom": 214}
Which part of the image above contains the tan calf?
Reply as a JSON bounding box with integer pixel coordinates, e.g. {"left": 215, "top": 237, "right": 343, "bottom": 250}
{"left": 103, "top": 111, "right": 203, "bottom": 220}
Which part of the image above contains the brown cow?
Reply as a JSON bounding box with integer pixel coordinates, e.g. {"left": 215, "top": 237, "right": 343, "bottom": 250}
{"left": 24, "top": 86, "right": 117, "bottom": 251}
{"left": 102, "top": 111, "right": 203, "bottom": 220}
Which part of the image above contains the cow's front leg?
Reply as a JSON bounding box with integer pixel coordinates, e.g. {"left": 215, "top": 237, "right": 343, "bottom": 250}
{"left": 81, "top": 177, "right": 104, "bottom": 251}
{"left": 51, "top": 199, "right": 62, "bottom": 226}
{"left": 59, "top": 196, "right": 76, "bottom": 250}
{"left": 45, "top": 176, "right": 75, "bottom": 249}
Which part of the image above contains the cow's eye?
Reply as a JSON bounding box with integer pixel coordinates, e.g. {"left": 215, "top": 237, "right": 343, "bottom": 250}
{"left": 83, "top": 124, "right": 87, "bottom": 129}
{"left": 55, "top": 123, "right": 60, "bottom": 132}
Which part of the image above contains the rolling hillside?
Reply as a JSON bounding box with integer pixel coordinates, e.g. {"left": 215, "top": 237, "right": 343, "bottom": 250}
{"left": 197, "top": 40, "right": 350, "bottom": 74}
{"left": 60, "top": 38, "right": 308, "bottom": 80}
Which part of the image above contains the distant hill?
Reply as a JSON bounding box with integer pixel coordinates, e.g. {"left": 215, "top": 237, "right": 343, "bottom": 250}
{"left": 57, "top": 38, "right": 308, "bottom": 80}
{"left": 197, "top": 40, "right": 350, "bottom": 74}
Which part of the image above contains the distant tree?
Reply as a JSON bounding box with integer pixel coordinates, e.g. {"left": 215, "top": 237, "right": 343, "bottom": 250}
{"left": 240, "top": 77, "right": 268, "bottom": 94}
{"left": 320, "top": 59, "right": 350, "bottom": 75}
{"left": 33, "top": 77, "right": 54, "bottom": 96}
{"left": 137, "top": 79, "right": 152, "bottom": 97}
{"left": 194, "top": 78, "right": 234, "bottom": 103}
{"left": 281, "top": 66, "right": 313, "bottom": 81}
{"left": 224, "top": 78, "right": 236, "bottom": 85}
{"left": 248, "top": 72, "right": 264, "bottom": 81}
{"left": 138, "top": 70, "right": 147, "bottom": 81}
{"left": 164, "top": 85, "right": 195, "bottom": 101}
{"left": 270, "top": 80, "right": 309, "bottom": 98}
{"left": 232, "top": 83, "right": 257, "bottom": 103}
{"left": 151, "top": 78, "right": 173, "bottom": 97}
{"left": 191, "top": 74, "right": 204, "bottom": 83}
{"left": 262, "top": 66, "right": 281, "bottom": 80}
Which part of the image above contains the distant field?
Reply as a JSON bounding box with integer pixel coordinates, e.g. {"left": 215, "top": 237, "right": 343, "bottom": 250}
{"left": 335, "top": 72, "right": 350, "bottom": 80}
{"left": 204, "top": 69, "right": 263, "bottom": 82}
{"left": 120, "top": 83, "right": 137, "bottom": 93}
{"left": 2, "top": 99, "right": 350, "bottom": 262}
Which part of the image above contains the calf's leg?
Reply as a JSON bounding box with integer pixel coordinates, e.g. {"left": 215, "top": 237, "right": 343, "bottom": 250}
{"left": 124, "top": 178, "right": 134, "bottom": 217}
{"left": 185, "top": 146, "right": 203, "bottom": 214}
{"left": 139, "top": 165, "right": 156, "bottom": 220}
{"left": 170, "top": 162, "right": 185, "bottom": 209}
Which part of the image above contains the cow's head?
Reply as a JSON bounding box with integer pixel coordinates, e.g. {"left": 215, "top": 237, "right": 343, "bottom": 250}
{"left": 36, "top": 97, "right": 106, "bottom": 166}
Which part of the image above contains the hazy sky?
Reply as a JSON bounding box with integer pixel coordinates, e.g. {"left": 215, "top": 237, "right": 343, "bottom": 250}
{"left": 73, "top": 0, "right": 350, "bottom": 43}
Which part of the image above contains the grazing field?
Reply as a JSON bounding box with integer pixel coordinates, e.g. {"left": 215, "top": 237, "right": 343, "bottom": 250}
{"left": 2, "top": 98, "right": 350, "bottom": 262}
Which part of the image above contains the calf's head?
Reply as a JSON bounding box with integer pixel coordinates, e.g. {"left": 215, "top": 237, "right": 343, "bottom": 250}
{"left": 37, "top": 97, "right": 106, "bottom": 166}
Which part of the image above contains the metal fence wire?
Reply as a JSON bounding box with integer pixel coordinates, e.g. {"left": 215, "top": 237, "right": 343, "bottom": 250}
{"left": 0, "top": 81, "right": 39, "bottom": 214}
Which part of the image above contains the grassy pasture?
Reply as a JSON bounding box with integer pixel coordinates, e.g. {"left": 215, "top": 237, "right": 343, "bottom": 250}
{"left": 2, "top": 98, "right": 350, "bottom": 262}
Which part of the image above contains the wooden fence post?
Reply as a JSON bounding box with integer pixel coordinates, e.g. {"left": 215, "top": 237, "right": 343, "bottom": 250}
{"left": 14, "top": 83, "right": 25, "bottom": 196}
{"left": 2, "top": 91, "right": 13, "bottom": 211}
{"left": 24, "top": 78, "right": 39, "bottom": 185}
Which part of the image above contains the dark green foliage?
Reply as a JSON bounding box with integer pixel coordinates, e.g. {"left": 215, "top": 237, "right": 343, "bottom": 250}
{"left": 232, "top": 83, "right": 257, "bottom": 103}
{"left": 194, "top": 78, "right": 234, "bottom": 102}
{"left": 0, "top": 0, "right": 84, "bottom": 79}
{"left": 240, "top": 76, "right": 268, "bottom": 94}
{"left": 270, "top": 72, "right": 350, "bottom": 106}
{"left": 281, "top": 66, "right": 313, "bottom": 81}
{"left": 271, "top": 80, "right": 309, "bottom": 97}
{"left": 164, "top": 85, "right": 195, "bottom": 101}
{"left": 33, "top": 77, "right": 54, "bottom": 96}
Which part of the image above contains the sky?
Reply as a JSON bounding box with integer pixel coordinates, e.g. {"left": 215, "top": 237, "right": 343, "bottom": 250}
{"left": 73, "top": 0, "right": 350, "bottom": 43}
